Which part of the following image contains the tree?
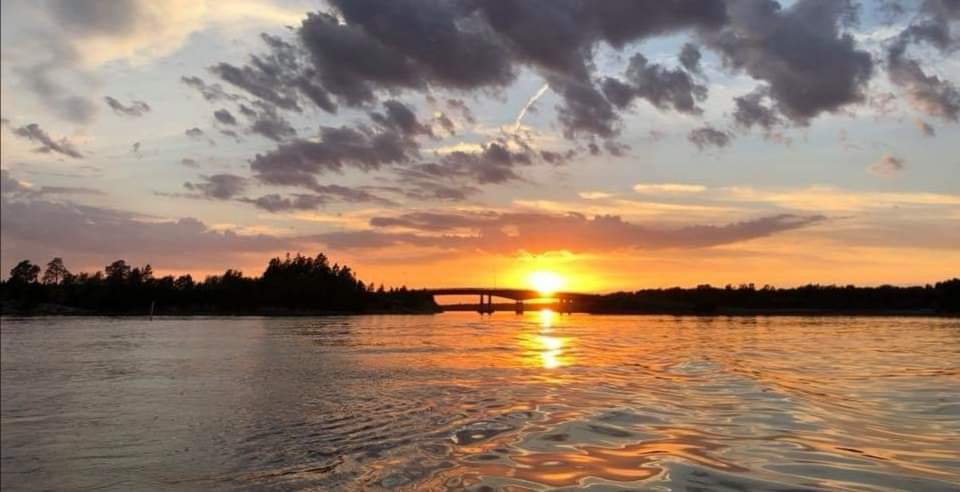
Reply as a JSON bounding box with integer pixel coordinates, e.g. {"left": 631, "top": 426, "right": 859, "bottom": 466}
{"left": 42, "top": 257, "right": 71, "bottom": 285}
{"left": 9, "top": 260, "right": 41, "bottom": 284}
{"left": 105, "top": 260, "right": 131, "bottom": 282}
{"left": 174, "top": 274, "right": 194, "bottom": 290}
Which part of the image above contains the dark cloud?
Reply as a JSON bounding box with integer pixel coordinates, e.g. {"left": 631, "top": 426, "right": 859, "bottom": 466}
{"left": 185, "top": 127, "right": 206, "bottom": 139}
{"left": 446, "top": 99, "right": 476, "bottom": 124}
{"left": 247, "top": 103, "right": 297, "bottom": 142}
{"left": 369, "top": 211, "right": 499, "bottom": 231}
{"left": 180, "top": 158, "right": 199, "bottom": 168}
{"left": 132, "top": 141, "right": 141, "bottom": 156}
{"left": 212, "top": 0, "right": 728, "bottom": 141}
{"left": 540, "top": 149, "right": 577, "bottom": 165}
{"left": 310, "top": 184, "right": 394, "bottom": 205}
{"left": 604, "top": 140, "right": 629, "bottom": 157}
{"left": 9, "top": 123, "right": 83, "bottom": 158}
{"left": 193, "top": 0, "right": 951, "bottom": 199}
{"left": 240, "top": 185, "right": 392, "bottom": 212}
{"left": 733, "top": 86, "right": 781, "bottom": 130}
{"left": 471, "top": 0, "right": 726, "bottom": 136}
{"left": 868, "top": 154, "right": 905, "bottom": 176}
{"left": 433, "top": 113, "right": 456, "bottom": 135}
{"left": 688, "top": 125, "right": 731, "bottom": 150}
{"left": 249, "top": 100, "right": 428, "bottom": 189}
{"left": 241, "top": 193, "right": 327, "bottom": 212}
{"left": 601, "top": 52, "right": 707, "bottom": 114}
{"left": 588, "top": 141, "right": 601, "bottom": 156}
{"left": 552, "top": 78, "right": 620, "bottom": 138}
{"left": 230, "top": 101, "right": 297, "bottom": 142}
{"left": 238, "top": 104, "right": 257, "bottom": 119}
{"left": 205, "top": 0, "right": 925, "bottom": 161}
{"left": 382, "top": 137, "right": 606, "bottom": 201}
{"left": 679, "top": 43, "right": 703, "bottom": 74}
{"left": 703, "top": 0, "right": 873, "bottom": 124}
{"left": 181, "top": 76, "right": 241, "bottom": 102}
{"left": 210, "top": 48, "right": 302, "bottom": 112}
{"left": 900, "top": 0, "right": 960, "bottom": 51}
{"left": 914, "top": 118, "right": 936, "bottom": 137}
{"left": 383, "top": 166, "right": 481, "bottom": 201}
{"left": 379, "top": 135, "right": 542, "bottom": 200}
{"left": 14, "top": 49, "right": 98, "bottom": 124}
{"left": 2, "top": 170, "right": 103, "bottom": 197}
{"left": 370, "top": 100, "right": 433, "bottom": 138}
{"left": 296, "top": 5, "right": 513, "bottom": 108}
{"left": 886, "top": 46, "right": 960, "bottom": 121}
{"left": 220, "top": 129, "right": 242, "bottom": 142}
{"left": 104, "top": 96, "right": 150, "bottom": 117}
{"left": 318, "top": 210, "right": 826, "bottom": 254}
{"left": 475, "top": 2, "right": 682, "bottom": 74}
{"left": 183, "top": 174, "right": 248, "bottom": 200}
{"left": 436, "top": 141, "right": 532, "bottom": 184}
{"left": 250, "top": 125, "right": 418, "bottom": 190}
{"left": 213, "top": 109, "right": 237, "bottom": 125}
{"left": 211, "top": 61, "right": 300, "bottom": 111}
{"left": 886, "top": 3, "right": 960, "bottom": 123}
{"left": 209, "top": 33, "right": 339, "bottom": 114}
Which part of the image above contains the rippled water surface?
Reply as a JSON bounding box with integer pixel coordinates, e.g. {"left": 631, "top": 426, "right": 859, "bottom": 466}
{"left": 2, "top": 314, "right": 959, "bottom": 491}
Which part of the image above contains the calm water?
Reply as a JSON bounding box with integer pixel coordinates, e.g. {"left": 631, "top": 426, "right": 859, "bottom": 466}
{"left": 1, "top": 314, "right": 958, "bottom": 491}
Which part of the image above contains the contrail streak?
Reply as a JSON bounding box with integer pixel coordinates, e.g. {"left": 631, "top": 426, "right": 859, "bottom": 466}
{"left": 513, "top": 83, "right": 549, "bottom": 133}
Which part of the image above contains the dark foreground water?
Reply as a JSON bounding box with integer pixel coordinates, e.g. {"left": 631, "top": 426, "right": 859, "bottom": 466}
{"left": 1, "top": 314, "right": 958, "bottom": 491}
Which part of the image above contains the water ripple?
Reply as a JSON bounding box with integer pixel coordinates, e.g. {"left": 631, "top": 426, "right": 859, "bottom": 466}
{"left": 2, "top": 314, "right": 959, "bottom": 491}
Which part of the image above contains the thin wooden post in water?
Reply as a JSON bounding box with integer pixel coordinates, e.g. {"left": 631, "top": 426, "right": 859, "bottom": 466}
{"left": 149, "top": 300, "right": 155, "bottom": 320}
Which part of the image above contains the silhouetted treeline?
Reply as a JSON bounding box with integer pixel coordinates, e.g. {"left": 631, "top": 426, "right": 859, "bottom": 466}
{"left": 0, "top": 254, "right": 438, "bottom": 315}
{"left": 588, "top": 280, "right": 960, "bottom": 315}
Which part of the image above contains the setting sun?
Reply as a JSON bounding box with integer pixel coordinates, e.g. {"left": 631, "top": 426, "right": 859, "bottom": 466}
{"left": 528, "top": 271, "right": 566, "bottom": 296}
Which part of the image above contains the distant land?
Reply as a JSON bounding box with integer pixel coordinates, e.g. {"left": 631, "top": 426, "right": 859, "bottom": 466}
{"left": 1, "top": 254, "right": 439, "bottom": 316}
{"left": 1, "top": 253, "right": 958, "bottom": 316}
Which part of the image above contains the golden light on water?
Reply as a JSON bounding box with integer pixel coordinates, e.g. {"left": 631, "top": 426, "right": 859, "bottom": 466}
{"left": 523, "top": 309, "right": 569, "bottom": 369}
{"left": 528, "top": 271, "right": 566, "bottom": 296}
{"left": 538, "top": 308, "right": 556, "bottom": 329}
{"left": 537, "top": 334, "right": 565, "bottom": 369}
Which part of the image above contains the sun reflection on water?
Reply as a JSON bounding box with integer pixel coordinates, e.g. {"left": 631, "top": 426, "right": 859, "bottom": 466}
{"left": 524, "top": 309, "right": 570, "bottom": 369}
{"left": 539, "top": 308, "right": 556, "bottom": 330}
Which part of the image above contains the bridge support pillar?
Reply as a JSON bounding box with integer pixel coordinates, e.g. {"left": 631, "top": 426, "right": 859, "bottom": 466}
{"left": 515, "top": 300, "right": 524, "bottom": 314}
{"left": 478, "top": 293, "right": 495, "bottom": 314}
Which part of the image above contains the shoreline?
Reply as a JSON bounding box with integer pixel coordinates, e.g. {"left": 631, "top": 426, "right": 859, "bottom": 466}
{"left": 2, "top": 308, "right": 956, "bottom": 318}
{"left": 583, "top": 309, "right": 958, "bottom": 317}
{"left": 0, "top": 303, "right": 441, "bottom": 317}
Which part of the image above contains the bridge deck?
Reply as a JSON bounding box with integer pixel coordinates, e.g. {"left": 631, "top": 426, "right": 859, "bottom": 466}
{"left": 426, "top": 287, "right": 596, "bottom": 301}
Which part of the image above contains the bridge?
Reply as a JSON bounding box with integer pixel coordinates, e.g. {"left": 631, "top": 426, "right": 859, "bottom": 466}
{"left": 426, "top": 288, "right": 598, "bottom": 314}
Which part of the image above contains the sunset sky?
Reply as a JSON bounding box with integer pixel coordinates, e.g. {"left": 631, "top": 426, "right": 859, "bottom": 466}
{"left": 1, "top": 0, "right": 958, "bottom": 292}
